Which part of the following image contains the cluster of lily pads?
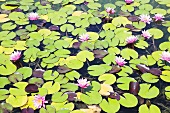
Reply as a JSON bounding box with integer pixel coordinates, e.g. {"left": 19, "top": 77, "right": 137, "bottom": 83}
{"left": 1, "top": 0, "right": 170, "bottom": 113}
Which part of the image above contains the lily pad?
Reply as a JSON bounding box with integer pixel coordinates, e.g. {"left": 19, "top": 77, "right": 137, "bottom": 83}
{"left": 138, "top": 83, "right": 159, "bottom": 99}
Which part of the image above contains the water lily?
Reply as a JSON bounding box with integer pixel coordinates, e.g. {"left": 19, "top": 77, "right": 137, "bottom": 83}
{"left": 10, "top": 51, "right": 21, "bottom": 61}
{"left": 115, "top": 56, "right": 127, "bottom": 67}
{"left": 126, "top": 35, "right": 138, "bottom": 44}
{"left": 160, "top": 51, "right": 170, "bottom": 63}
{"left": 125, "top": 0, "right": 134, "bottom": 4}
{"left": 153, "top": 14, "right": 164, "bottom": 22}
{"left": 106, "top": 7, "right": 115, "bottom": 15}
{"left": 79, "top": 34, "right": 89, "bottom": 42}
{"left": 139, "top": 14, "right": 152, "bottom": 24}
{"left": 142, "top": 30, "right": 152, "bottom": 39}
{"left": 77, "top": 78, "right": 90, "bottom": 89}
{"left": 33, "top": 95, "right": 48, "bottom": 109}
{"left": 28, "top": 12, "right": 39, "bottom": 20}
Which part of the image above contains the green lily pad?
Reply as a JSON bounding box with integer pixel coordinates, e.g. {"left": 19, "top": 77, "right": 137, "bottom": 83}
{"left": 148, "top": 28, "right": 163, "bottom": 39}
{"left": 99, "top": 98, "right": 120, "bottom": 113}
{"left": 121, "top": 48, "right": 138, "bottom": 60}
{"left": 138, "top": 83, "right": 159, "bottom": 99}
{"left": 16, "top": 67, "right": 32, "bottom": 79}
{"left": 76, "top": 50, "right": 94, "bottom": 62}
{"left": 23, "top": 47, "right": 40, "bottom": 62}
{"left": 159, "top": 42, "right": 170, "bottom": 51}
{"left": 43, "top": 70, "right": 59, "bottom": 80}
{"left": 9, "top": 82, "right": 28, "bottom": 96}
{"left": 65, "top": 56, "right": 84, "bottom": 69}
{"left": 165, "top": 86, "right": 170, "bottom": 100}
{"left": 65, "top": 70, "right": 80, "bottom": 81}
{"left": 88, "top": 65, "right": 112, "bottom": 76}
{"left": 60, "top": 24, "right": 74, "bottom": 32}
{"left": 6, "top": 95, "right": 27, "bottom": 107}
{"left": 112, "top": 17, "right": 132, "bottom": 27}
{"left": 98, "top": 74, "right": 116, "bottom": 85}
{"left": 150, "top": 8, "right": 167, "bottom": 15}
{"left": 25, "top": 24, "right": 37, "bottom": 32}
{"left": 117, "top": 77, "right": 136, "bottom": 90}
{"left": 80, "top": 91, "right": 102, "bottom": 104}
{"left": 42, "top": 81, "right": 60, "bottom": 94}
{"left": 52, "top": 92, "right": 68, "bottom": 103}
{"left": 54, "top": 49, "right": 71, "bottom": 58}
{"left": 141, "top": 73, "right": 159, "bottom": 83}
{"left": 0, "top": 77, "right": 10, "bottom": 88}
{"left": 160, "top": 71, "right": 170, "bottom": 82}
{"left": 61, "top": 83, "right": 78, "bottom": 92}
{"left": 1, "top": 22, "right": 17, "bottom": 30}
{"left": 119, "top": 93, "right": 138, "bottom": 108}
{"left": 139, "top": 104, "right": 161, "bottom": 113}
{"left": 0, "top": 89, "right": 9, "bottom": 100}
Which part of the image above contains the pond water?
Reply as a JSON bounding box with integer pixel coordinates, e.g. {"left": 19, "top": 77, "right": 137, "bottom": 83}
{"left": 0, "top": 0, "right": 170, "bottom": 113}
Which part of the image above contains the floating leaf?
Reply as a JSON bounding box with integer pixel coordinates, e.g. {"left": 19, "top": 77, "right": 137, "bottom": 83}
{"left": 117, "top": 77, "right": 136, "bottom": 90}
{"left": 6, "top": 95, "right": 27, "bottom": 107}
{"left": 99, "top": 98, "right": 120, "bottom": 113}
{"left": 52, "top": 92, "right": 68, "bottom": 103}
{"left": 0, "top": 77, "right": 10, "bottom": 88}
{"left": 98, "top": 74, "right": 116, "bottom": 85}
{"left": 0, "top": 89, "right": 9, "bottom": 100}
{"left": 99, "top": 84, "right": 113, "bottom": 96}
{"left": 148, "top": 28, "right": 163, "bottom": 39}
{"left": 112, "top": 17, "right": 132, "bottom": 27}
{"left": 139, "top": 104, "right": 161, "bottom": 113}
{"left": 160, "top": 71, "right": 170, "bottom": 82}
{"left": 0, "top": 14, "right": 10, "bottom": 23}
{"left": 16, "top": 67, "right": 32, "bottom": 79}
{"left": 165, "top": 86, "right": 170, "bottom": 100}
{"left": 138, "top": 83, "right": 159, "bottom": 99}
{"left": 42, "top": 81, "right": 60, "bottom": 94}
{"left": 121, "top": 48, "right": 138, "bottom": 60}
{"left": 88, "top": 65, "right": 112, "bottom": 76}
{"left": 77, "top": 50, "right": 94, "bottom": 62}
{"left": 80, "top": 91, "right": 102, "bottom": 104}
{"left": 65, "top": 70, "right": 80, "bottom": 81}
{"left": 119, "top": 93, "right": 138, "bottom": 108}
{"left": 141, "top": 73, "right": 159, "bottom": 83}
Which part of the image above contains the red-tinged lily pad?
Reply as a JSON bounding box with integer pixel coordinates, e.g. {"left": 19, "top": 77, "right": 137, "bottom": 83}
{"left": 109, "top": 92, "right": 120, "bottom": 100}
{"left": 32, "top": 69, "right": 45, "bottom": 78}
{"left": 93, "top": 50, "right": 108, "bottom": 59}
{"left": 72, "top": 42, "right": 81, "bottom": 49}
{"left": 25, "top": 84, "right": 38, "bottom": 93}
{"left": 136, "top": 64, "right": 150, "bottom": 73}
{"left": 57, "top": 66, "right": 72, "bottom": 74}
{"left": 21, "top": 108, "right": 34, "bottom": 113}
{"left": 129, "top": 82, "right": 140, "bottom": 95}
{"left": 49, "top": 25, "right": 59, "bottom": 31}
{"left": 127, "top": 15, "right": 139, "bottom": 22}
{"left": 65, "top": 92, "right": 77, "bottom": 101}
{"left": 109, "top": 65, "right": 122, "bottom": 74}
{"left": 149, "top": 68, "right": 162, "bottom": 76}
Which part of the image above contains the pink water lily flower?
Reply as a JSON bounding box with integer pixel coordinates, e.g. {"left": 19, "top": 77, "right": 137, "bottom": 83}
{"left": 160, "top": 51, "right": 170, "bottom": 63}
{"left": 126, "top": 35, "right": 138, "bottom": 44}
{"left": 142, "top": 30, "right": 152, "bottom": 39}
{"left": 153, "top": 14, "right": 164, "bottom": 22}
{"left": 79, "top": 34, "right": 89, "bottom": 42}
{"left": 115, "top": 56, "right": 127, "bottom": 67}
{"left": 28, "top": 12, "right": 39, "bottom": 20}
{"left": 125, "top": 0, "right": 134, "bottom": 4}
{"left": 10, "top": 51, "right": 21, "bottom": 61}
{"left": 33, "top": 95, "right": 48, "bottom": 109}
{"left": 77, "top": 78, "right": 90, "bottom": 89}
{"left": 106, "top": 7, "right": 115, "bottom": 14}
{"left": 139, "top": 14, "right": 152, "bottom": 24}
